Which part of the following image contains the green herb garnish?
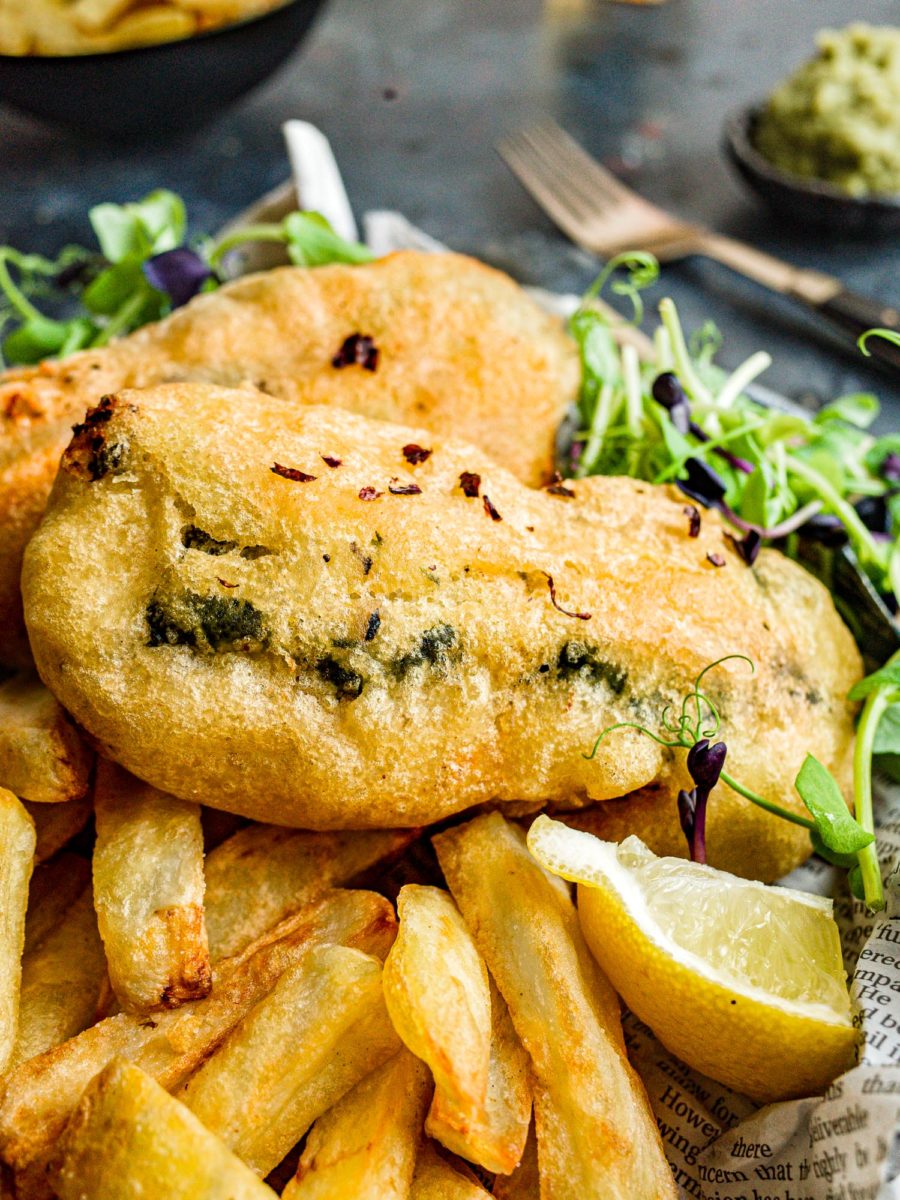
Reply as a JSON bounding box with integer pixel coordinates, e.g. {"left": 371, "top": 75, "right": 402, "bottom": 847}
{"left": 0, "top": 192, "right": 373, "bottom": 367}
{"left": 588, "top": 656, "right": 883, "bottom": 909}
{"left": 566, "top": 262, "right": 900, "bottom": 611}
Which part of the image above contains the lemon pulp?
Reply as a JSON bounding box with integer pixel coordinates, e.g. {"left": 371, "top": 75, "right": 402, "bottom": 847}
{"left": 527, "top": 816, "right": 858, "bottom": 1102}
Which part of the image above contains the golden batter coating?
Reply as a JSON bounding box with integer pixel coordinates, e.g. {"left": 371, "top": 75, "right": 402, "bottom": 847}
{"left": 23, "top": 385, "right": 861, "bottom": 865}
{"left": 0, "top": 251, "right": 577, "bottom": 666}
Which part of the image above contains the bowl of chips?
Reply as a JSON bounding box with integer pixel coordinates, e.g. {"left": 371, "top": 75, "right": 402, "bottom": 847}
{"left": 0, "top": 0, "right": 327, "bottom": 137}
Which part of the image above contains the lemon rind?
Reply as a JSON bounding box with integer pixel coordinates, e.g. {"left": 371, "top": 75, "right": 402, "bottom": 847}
{"left": 527, "top": 816, "right": 852, "bottom": 1028}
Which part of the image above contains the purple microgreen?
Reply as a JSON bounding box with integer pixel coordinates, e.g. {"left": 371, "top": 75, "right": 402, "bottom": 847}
{"left": 855, "top": 496, "right": 890, "bottom": 534}
{"left": 678, "top": 738, "right": 726, "bottom": 861}
{"left": 651, "top": 371, "right": 686, "bottom": 412}
{"left": 686, "top": 738, "right": 727, "bottom": 791}
{"left": 677, "top": 788, "right": 707, "bottom": 864}
{"left": 726, "top": 529, "right": 762, "bottom": 565}
{"left": 142, "top": 247, "right": 212, "bottom": 308}
{"left": 718, "top": 449, "right": 755, "bottom": 475}
{"left": 652, "top": 371, "right": 691, "bottom": 434}
{"left": 652, "top": 372, "right": 753, "bottom": 474}
{"left": 881, "top": 451, "right": 900, "bottom": 484}
{"left": 683, "top": 504, "right": 701, "bottom": 537}
{"left": 719, "top": 498, "right": 824, "bottom": 542}
{"left": 586, "top": 655, "right": 830, "bottom": 871}
{"left": 677, "top": 458, "right": 728, "bottom": 507}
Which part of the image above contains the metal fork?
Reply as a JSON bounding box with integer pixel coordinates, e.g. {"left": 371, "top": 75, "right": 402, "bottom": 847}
{"left": 498, "top": 120, "right": 900, "bottom": 372}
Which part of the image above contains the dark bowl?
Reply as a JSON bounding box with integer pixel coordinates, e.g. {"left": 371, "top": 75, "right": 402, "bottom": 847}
{"left": 0, "top": 0, "right": 326, "bottom": 138}
{"left": 724, "top": 104, "right": 900, "bottom": 239}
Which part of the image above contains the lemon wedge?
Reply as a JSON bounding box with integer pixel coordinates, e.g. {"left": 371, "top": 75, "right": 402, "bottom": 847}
{"left": 527, "top": 815, "right": 858, "bottom": 1103}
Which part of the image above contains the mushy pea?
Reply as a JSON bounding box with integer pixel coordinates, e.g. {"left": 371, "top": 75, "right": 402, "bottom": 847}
{"left": 754, "top": 24, "right": 900, "bottom": 197}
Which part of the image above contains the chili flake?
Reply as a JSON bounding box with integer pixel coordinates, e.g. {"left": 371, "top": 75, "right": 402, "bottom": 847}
{"left": 402, "top": 444, "right": 432, "bottom": 465}
{"left": 459, "top": 472, "right": 481, "bottom": 498}
{"left": 545, "top": 471, "right": 576, "bottom": 499}
{"left": 483, "top": 494, "right": 502, "bottom": 522}
{"left": 272, "top": 463, "right": 316, "bottom": 482}
{"left": 332, "top": 333, "right": 379, "bottom": 371}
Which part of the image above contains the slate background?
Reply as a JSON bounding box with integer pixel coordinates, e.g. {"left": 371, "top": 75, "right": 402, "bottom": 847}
{"left": 0, "top": 0, "right": 897, "bottom": 425}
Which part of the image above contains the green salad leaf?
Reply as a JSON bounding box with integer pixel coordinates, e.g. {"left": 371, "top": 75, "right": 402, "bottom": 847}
{"left": 0, "top": 193, "right": 372, "bottom": 368}
{"left": 566, "top": 268, "right": 899, "bottom": 612}
{"left": 794, "top": 754, "right": 874, "bottom": 856}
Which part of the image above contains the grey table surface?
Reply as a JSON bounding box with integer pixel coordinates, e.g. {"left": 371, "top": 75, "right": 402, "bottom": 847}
{"left": 0, "top": 0, "right": 898, "bottom": 426}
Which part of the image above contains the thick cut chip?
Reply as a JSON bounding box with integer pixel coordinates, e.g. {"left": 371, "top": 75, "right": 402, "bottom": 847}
{"left": 0, "top": 675, "right": 91, "bottom": 803}
{"left": 0, "top": 250, "right": 577, "bottom": 666}
{"left": 23, "top": 854, "right": 91, "bottom": 956}
{"left": 433, "top": 813, "right": 677, "bottom": 1200}
{"left": 426, "top": 975, "right": 532, "bottom": 1175}
{"left": 22, "top": 383, "right": 859, "bottom": 861}
{"left": 410, "top": 1143, "right": 493, "bottom": 1199}
{"left": 0, "top": 789, "right": 35, "bottom": 1073}
{"left": 179, "top": 943, "right": 401, "bottom": 1176}
{"left": 204, "top": 824, "right": 414, "bottom": 961}
{"left": 93, "top": 760, "right": 210, "bottom": 1011}
{"left": 282, "top": 1048, "right": 432, "bottom": 1200}
{"left": 0, "top": 889, "right": 395, "bottom": 1188}
{"left": 491, "top": 1125, "right": 540, "bottom": 1200}
{"left": 12, "top": 884, "right": 106, "bottom": 1070}
{"left": 384, "top": 885, "right": 491, "bottom": 1113}
{"left": 23, "top": 797, "right": 93, "bottom": 864}
{"left": 50, "top": 1058, "right": 277, "bottom": 1200}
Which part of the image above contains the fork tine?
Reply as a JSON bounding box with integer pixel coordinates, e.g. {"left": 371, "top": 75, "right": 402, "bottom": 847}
{"left": 513, "top": 120, "right": 633, "bottom": 210}
{"left": 524, "top": 120, "right": 637, "bottom": 206}
{"left": 503, "top": 127, "right": 615, "bottom": 219}
{"left": 499, "top": 118, "right": 697, "bottom": 258}
{"left": 498, "top": 134, "right": 599, "bottom": 236}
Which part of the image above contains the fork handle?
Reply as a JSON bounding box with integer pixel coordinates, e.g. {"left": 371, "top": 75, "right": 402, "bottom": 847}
{"left": 696, "top": 232, "right": 900, "bottom": 372}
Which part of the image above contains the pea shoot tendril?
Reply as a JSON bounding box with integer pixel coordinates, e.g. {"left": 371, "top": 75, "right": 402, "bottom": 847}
{"left": 586, "top": 657, "right": 884, "bottom": 909}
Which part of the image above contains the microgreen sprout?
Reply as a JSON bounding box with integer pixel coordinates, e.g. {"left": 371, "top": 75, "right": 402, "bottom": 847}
{"left": 567, "top": 270, "right": 900, "bottom": 617}
{"left": 586, "top": 656, "right": 883, "bottom": 907}
{"left": 858, "top": 328, "right": 900, "bottom": 357}
{"left": 0, "top": 194, "right": 373, "bottom": 368}
{"left": 579, "top": 251, "right": 659, "bottom": 327}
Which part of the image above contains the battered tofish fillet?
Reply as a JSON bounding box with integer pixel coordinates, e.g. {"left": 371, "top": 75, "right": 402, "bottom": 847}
{"left": 0, "top": 251, "right": 577, "bottom": 666}
{"left": 23, "top": 384, "right": 862, "bottom": 877}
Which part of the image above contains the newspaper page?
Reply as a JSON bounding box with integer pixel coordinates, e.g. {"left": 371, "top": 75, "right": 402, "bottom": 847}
{"left": 630, "top": 782, "right": 900, "bottom": 1200}
{"left": 280, "top": 164, "right": 900, "bottom": 1200}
